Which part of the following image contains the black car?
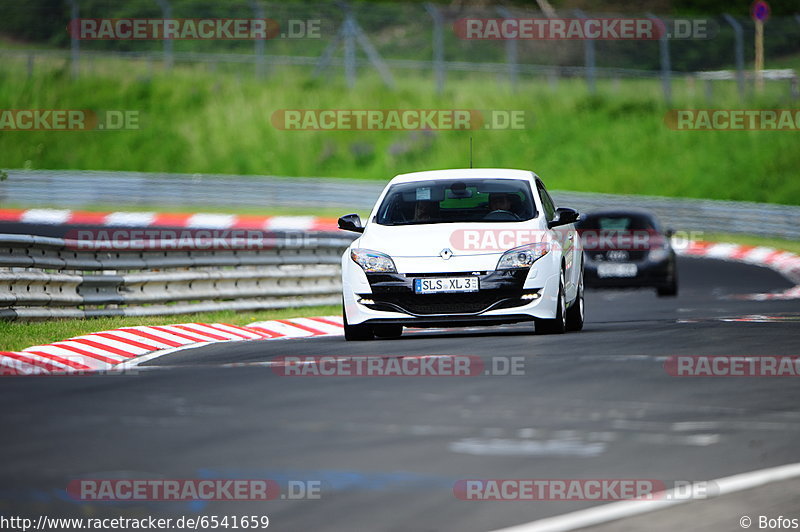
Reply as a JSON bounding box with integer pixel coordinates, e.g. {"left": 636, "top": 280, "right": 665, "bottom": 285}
{"left": 576, "top": 209, "right": 678, "bottom": 297}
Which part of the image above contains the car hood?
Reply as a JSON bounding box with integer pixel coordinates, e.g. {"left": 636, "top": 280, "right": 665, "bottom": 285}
{"left": 358, "top": 221, "right": 546, "bottom": 258}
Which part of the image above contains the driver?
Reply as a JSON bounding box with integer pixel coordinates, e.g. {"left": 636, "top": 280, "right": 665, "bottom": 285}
{"left": 414, "top": 200, "right": 439, "bottom": 221}
{"left": 488, "top": 193, "right": 513, "bottom": 212}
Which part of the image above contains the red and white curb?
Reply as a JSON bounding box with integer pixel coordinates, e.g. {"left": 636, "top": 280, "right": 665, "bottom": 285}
{"left": 0, "top": 208, "right": 339, "bottom": 232}
{"left": 677, "top": 240, "right": 800, "bottom": 300}
{"left": 0, "top": 316, "right": 343, "bottom": 376}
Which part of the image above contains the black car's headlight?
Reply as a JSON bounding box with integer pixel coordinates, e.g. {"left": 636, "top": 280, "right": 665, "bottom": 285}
{"left": 496, "top": 243, "right": 549, "bottom": 270}
{"left": 350, "top": 248, "right": 397, "bottom": 273}
{"left": 648, "top": 247, "right": 670, "bottom": 262}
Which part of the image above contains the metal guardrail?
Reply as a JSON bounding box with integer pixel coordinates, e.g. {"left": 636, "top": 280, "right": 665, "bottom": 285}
{"left": 0, "top": 232, "right": 355, "bottom": 321}
{"left": 3, "top": 169, "right": 799, "bottom": 240}
{"left": 0, "top": 169, "right": 377, "bottom": 210}
{"left": 551, "top": 191, "right": 800, "bottom": 241}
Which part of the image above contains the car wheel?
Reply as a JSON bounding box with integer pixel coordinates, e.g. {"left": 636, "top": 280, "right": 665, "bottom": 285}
{"left": 535, "top": 271, "right": 567, "bottom": 335}
{"left": 373, "top": 324, "right": 403, "bottom": 339}
{"left": 566, "top": 270, "right": 584, "bottom": 332}
{"left": 656, "top": 273, "right": 678, "bottom": 297}
{"left": 343, "top": 304, "right": 374, "bottom": 341}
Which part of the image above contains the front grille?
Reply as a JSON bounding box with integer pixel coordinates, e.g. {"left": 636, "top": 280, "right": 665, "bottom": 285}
{"left": 363, "top": 270, "right": 530, "bottom": 315}
{"left": 366, "top": 292, "right": 525, "bottom": 315}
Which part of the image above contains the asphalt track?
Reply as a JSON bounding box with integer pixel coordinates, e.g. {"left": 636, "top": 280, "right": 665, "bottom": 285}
{"left": 2, "top": 256, "right": 799, "bottom": 531}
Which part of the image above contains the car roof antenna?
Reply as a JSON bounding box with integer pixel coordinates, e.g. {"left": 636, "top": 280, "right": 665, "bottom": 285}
{"left": 469, "top": 137, "right": 473, "bottom": 168}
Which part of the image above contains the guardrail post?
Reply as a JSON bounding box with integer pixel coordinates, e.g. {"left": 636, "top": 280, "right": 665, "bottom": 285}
{"left": 424, "top": 3, "right": 445, "bottom": 94}
{"left": 155, "top": 0, "right": 174, "bottom": 70}
{"left": 722, "top": 14, "right": 746, "bottom": 101}
{"left": 574, "top": 9, "right": 596, "bottom": 94}
{"left": 497, "top": 7, "right": 519, "bottom": 88}
{"left": 648, "top": 13, "right": 671, "bottom": 105}
{"left": 249, "top": 0, "right": 267, "bottom": 78}
{"left": 67, "top": 0, "right": 79, "bottom": 79}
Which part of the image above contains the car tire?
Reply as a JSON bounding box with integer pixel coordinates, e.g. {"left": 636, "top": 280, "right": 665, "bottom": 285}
{"left": 373, "top": 324, "right": 403, "bottom": 339}
{"left": 656, "top": 275, "right": 678, "bottom": 297}
{"left": 535, "top": 271, "right": 567, "bottom": 335}
{"left": 565, "top": 270, "right": 584, "bottom": 332}
{"left": 343, "top": 304, "right": 374, "bottom": 341}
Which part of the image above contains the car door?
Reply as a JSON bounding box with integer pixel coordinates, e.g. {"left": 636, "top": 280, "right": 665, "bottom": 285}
{"left": 536, "top": 180, "right": 579, "bottom": 301}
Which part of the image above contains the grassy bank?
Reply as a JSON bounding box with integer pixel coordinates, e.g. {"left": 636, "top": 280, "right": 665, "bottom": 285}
{"left": 0, "top": 56, "right": 798, "bottom": 205}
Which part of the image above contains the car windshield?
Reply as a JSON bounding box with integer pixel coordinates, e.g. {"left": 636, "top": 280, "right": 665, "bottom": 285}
{"left": 375, "top": 178, "right": 536, "bottom": 225}
{"left": 578, "top": 214, "right": 657, "bottom": 232}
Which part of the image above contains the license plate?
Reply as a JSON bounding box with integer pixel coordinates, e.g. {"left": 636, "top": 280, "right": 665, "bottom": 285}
{"left": 414, "top": 277, "right": 479, "bottom": 294}
{"left": 597, "top": 263, "right": 638, "bottom": 278}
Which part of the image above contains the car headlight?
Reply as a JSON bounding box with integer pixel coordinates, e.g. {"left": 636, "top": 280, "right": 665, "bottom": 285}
{"left": 496, "top": 243, "right": 549, "bottom": 270}
{"left": 648, "top": 247, "right": 669, "bottom": 262}
{"left": 350, "top": 248, "right": 397, "bottom": 273}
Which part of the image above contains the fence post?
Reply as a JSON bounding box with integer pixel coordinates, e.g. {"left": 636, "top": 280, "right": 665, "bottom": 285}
{"left": 496, "top": 7, "right": 519, "bottom": 88}
{"left": 722, "top": 14, "right": 745, "bottom": 101}
{"left": 574, "top": 9, "right": 596, "bottom": 94}
{"left": 424, "top": 3, "right": 445, "bottom": 94}
{"left": 155, "top": 0, "right": 174, "bottom": 70}
{"left": 67, "top": 0, "right": 79, "bottom": 79}
{"left": 343, "top": 14, "right": 356, "bottom": 88}
{"left": 249, "top": 0, "right": 266, "bottom": 78}
{"left": 648, "top": 13, "right": 671, "bottom": 105}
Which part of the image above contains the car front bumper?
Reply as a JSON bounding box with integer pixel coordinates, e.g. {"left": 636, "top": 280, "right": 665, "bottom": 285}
{"left": 584, "top": 256, "right": 674, "bottom": 288}
{"left": 342, "top": 253, "right": 562, "bottom": 327}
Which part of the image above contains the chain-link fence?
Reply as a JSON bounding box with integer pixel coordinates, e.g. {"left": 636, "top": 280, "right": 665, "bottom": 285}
{"left": 2, "top": 1, "right": 800, "bottom": 101}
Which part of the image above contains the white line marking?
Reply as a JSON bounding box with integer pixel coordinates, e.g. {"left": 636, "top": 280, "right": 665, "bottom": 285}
{"left": 487, "top": 462, "right": 800, "bottom": 532}
{"left": 104, "top": 211, "right": 156, "bottom": 227}
{"left": 21, "top": 209, "right": 72, "bottom": 224}
{"left": 186, "top": 213, "right": 236, "bottom": 229}
{"left": 263, "top": 216, "right": 315, "bottom": 230}
{"left": 114, "top": 342, "right": 213, "bottom": 369}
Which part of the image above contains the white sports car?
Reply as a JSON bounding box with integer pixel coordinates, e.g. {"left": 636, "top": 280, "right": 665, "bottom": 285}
{"left": 338, "top": 168, "right": 584, "bottom": 340}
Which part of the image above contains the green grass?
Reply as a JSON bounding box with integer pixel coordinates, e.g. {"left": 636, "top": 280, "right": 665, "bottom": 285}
{"left": 0, "top": 56, "right": 798, "bottom": 205}
{"left": 0, "top": 304, "right": 340, "bottom": 352}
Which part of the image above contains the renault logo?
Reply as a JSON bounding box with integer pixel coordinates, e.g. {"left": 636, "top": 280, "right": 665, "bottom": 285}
{"left": 440, "top": 248, "right": 453, "bottom": 260}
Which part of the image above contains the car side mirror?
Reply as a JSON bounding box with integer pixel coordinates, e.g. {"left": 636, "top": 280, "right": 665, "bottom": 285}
{"left": 665, "top": 228, "right": 675, "bottom": 237}
{"left": 338, "top": 213, "right": 364, "bottom": 233}
{"left": 548, "top": 207, "right": 580, "bottom": 229}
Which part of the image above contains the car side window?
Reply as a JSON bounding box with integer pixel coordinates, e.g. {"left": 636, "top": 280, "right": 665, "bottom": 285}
{"left": 537, "top": 182, "right": 556, "bottom": 221}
